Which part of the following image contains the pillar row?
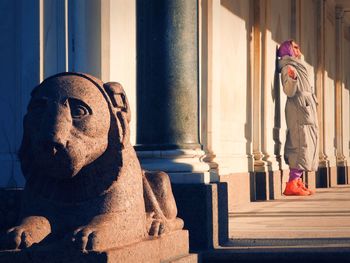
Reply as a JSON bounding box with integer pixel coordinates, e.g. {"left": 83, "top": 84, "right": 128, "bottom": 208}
{"left": 136, "top": 0, "right": 211, "bottom": 183}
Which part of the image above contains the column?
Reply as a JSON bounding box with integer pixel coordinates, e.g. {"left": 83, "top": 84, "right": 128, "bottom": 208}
{"left": 251, "top": 0, "right": 268, "bottom": 200}
{"left": 136, "top": 0, "right": 210, "bottom": 183}
{"left": 324, "top": 1, "right": 337, "bottom": 186}
{"left": 342, "top": 25, "right": 350, "bottom": 184}
{"left": 335, "top": 7, "right": 347, "bottom": 184}
{"left": 315, "top": 0, "right": 329, "bottom": 187}
{"left": 43, "top": 0, "right": 68, "bottom": 78}
{"left": 68, "top": 0, "right": 101, "bottom": 78}
{"left": 252, "top": 0, "right": 264, "bottom": 173}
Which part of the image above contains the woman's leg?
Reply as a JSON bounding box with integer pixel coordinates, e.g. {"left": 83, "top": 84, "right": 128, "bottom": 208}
{"left": 289, "top": 168, "right": 303, "bottom": 181}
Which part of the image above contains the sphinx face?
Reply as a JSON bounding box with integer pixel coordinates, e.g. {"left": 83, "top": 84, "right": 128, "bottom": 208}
{"left": 24, "top": 75, "right": 110, "bottom": 179}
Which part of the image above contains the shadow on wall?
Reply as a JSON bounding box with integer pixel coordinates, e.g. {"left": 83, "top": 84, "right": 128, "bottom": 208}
{"left": 172, "top": 181, "right": 229, "bottom": 251}
{"left": 219, "top": 0, "right": 254, "bottom": 170}
{"left": 273, "top": 46, "right": 282, "bottom": 168}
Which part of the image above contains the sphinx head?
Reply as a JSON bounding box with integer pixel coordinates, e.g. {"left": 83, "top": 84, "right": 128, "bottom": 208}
{"left": 19, "top": 73, "right": 129, "bottom": 180}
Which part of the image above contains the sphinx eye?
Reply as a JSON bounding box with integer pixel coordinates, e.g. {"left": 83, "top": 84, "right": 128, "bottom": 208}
{"left": 68, "top": 98, "right": 92, "bottom": 119}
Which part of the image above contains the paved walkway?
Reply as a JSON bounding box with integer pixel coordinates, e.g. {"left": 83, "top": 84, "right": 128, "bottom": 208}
{"left": 229, "top": 185, "right": 350, "bottom": 240}
{"left": 202, "top": 185, "right": 350, "bottom": 262}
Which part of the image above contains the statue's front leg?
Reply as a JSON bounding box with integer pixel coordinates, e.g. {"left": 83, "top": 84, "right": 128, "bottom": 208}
{"left": 143, "top": 171, "right": 184, "bottom": 237}
{"left": 1, "top": 216, "right": 51, "bottom": 249}
{"left": 70, "top": 213, "right": 146, "bottom": 251}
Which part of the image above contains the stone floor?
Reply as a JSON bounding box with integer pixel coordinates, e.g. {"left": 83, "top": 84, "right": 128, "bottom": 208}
{"left": 229, "top": 185, "right": 350, "bottom": 239}
{"left": 202, "top": 185, "right": 350, "bottom": 262}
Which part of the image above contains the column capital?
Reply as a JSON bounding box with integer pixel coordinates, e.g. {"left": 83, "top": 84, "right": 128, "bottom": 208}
{"left": 335, "top": 7, "right": 344, "bottom": 20}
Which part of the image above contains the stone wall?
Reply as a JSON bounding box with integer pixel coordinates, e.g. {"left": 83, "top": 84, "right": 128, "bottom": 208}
{"left": 200, "top": 0, "right": 350, "bottom": 209}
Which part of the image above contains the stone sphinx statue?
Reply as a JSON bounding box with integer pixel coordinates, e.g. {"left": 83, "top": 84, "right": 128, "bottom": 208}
{"left": 0, "top": 73, "right": 186, "bottom": 255}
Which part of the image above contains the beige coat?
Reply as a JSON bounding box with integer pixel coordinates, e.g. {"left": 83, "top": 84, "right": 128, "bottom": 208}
{"left": 279, "top": 56, "right": 319, "bottom": 171}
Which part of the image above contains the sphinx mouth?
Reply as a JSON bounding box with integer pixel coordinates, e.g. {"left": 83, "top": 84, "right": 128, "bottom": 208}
{"left": 50, "top": 145, "right": 62, "bottom": 157}
{"left": 36, "top": 140, "right": 67, "bottom": 159}
{"left": 48, "top": 142, "right": 66, "bottom": 157}
{"left": 34, "top": 143, "right": 73, "bottom": 175}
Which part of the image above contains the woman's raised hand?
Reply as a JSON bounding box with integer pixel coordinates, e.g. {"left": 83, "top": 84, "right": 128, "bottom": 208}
{"left": 288, "top": 66, "right": 297, "bottom": 80}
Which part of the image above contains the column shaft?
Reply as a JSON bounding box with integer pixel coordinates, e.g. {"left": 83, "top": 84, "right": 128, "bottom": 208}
{"left": 136, "top": 0, "right": 199, "bottom": 150}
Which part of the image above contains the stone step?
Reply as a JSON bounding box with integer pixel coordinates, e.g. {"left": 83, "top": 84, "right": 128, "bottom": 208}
{"left": 226, "top": 238, "right": 350, "bottom": 247}
{"left": 201, "top": 239, "right": 350, "bottom": 263}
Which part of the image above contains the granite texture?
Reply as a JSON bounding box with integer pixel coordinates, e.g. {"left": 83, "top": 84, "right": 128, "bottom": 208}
{"left": 0, "top": 73, "right": 189, "bottom": 262}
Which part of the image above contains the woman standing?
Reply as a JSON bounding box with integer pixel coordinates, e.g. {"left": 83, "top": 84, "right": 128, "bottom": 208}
{"left": 278, "top": 40, "right": 319, "bottom": 196}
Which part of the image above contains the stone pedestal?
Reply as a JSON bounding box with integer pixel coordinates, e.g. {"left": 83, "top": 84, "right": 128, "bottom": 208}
{"left": 0, "top": 230, "right": 197, "bottom": 263}
{"left": 172, "top": 183, "right": 228, "bottom": 251}
{"left": 219, "top": 172, "right": 250, "bottom": 212}
{"left": 269, "top": 170, "right": 283, "bottom": 200}
{"left": 281, "top": 169, "right": 290, "bottom": 183}
{"left": 281, "top": 169, "right": 290, "bottom": 195}
{"left": 305, "top": 171, "right": 317, "bottom": 190}
{"left": 329, "top": 166, "right": 338, "bottom": 187}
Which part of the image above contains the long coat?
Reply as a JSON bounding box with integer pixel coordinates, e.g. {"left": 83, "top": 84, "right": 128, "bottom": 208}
{"left": 279, "top": 56, "right": 319, "bottom": 171}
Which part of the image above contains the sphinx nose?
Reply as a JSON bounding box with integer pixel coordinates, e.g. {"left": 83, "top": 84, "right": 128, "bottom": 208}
{"left": 42, "top": 104, "right": 71, "bottom": 150}
{"left": 41, "top": 128, "right": 69, "bottom": 156}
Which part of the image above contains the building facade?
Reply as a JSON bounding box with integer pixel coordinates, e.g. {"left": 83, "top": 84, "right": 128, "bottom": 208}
{"left": 0, "top": 0, "right": 349, "bottom": 249}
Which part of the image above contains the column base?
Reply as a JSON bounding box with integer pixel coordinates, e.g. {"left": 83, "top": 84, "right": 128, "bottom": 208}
{"left": 219, "top": 172, "right": 250, "bottom": 212}
{"left": 269, "top": 170, "right": 283, "bottom": 200}
{"left": 213, "top": 155, "right": 251, "bottom": 175}
{"left": 137, "top": 149, "right": 213, "bottom": 183}
{"left": 329, "top": 166, "right": 338, "bottom": 187}
{"left": 305, "top": 171, "right": 317, "bottom": 190}
{"left": 281, "top": 169, "right": 290, "bottom": 195}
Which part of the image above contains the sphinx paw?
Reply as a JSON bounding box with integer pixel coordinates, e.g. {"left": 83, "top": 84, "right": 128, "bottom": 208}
{"left": 150, "top": 219, "right": 166, "bottom": 237}
{"left": 1, "top": 216, "right": 51, "bottom": 249}
{"left": 3, "top": 226, "right": 34, "bottom": 249}
{"left": 72, "top": 226, "right": 104, "bottom": 251}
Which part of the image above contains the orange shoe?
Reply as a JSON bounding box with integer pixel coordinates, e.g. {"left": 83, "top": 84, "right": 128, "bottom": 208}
{"left": 297, "top": 178, "right": 315, "bottom": 195}
{"left": 283, "top": 179, "right": 310, "bottom": 196}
